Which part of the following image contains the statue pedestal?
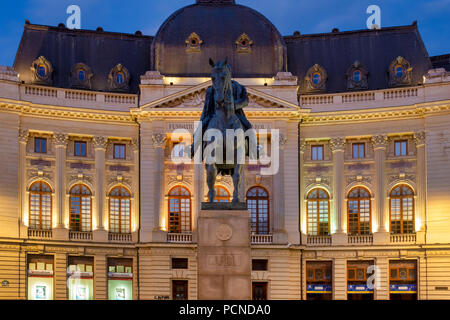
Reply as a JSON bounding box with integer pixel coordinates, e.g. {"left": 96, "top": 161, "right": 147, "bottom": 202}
{"left": 197, "top": 203, "right": 251, "bottom": 300}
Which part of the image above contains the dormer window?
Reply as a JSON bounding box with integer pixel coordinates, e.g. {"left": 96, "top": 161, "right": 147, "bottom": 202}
{"left": 31, "top": 56, "right": 53, "bottom": 85}
{"left": 185, "top": 32, "right": 203, "bottom": 53}
{"left": 346, "top": 61, "right": 368, "bottom": 90}
{"left": 38, "top": 65, "right": 47, "bottom": 78}
{"left": 312, "top": 72, "right": 321, "bottom": 85}
{"left": 305, "top": 64, "right": 327, "bottom": 93}
{"left": 70, "top": 63, "right": 93, "bottom": 89}
{"left": 108, "top": 64, "right": 130, "bottom": 92}
{"left": 116, "top": 72, "right": 124, "bottom": 84}
{"left": 389, "top": 56, "right": 412, "bottom": 87}
{"left": 235, "top": 33, "right": 253, "bottom": 53}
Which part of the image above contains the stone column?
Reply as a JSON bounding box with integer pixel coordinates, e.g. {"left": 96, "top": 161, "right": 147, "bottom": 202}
{"left": 372, "top": 135, "right": 390, "bottom": 244}
{"left": 53, "top": 133, "right": 69, "bottom": 240}
{"left": 152, "top": 133, "right": 167, "bottom": 235}
{"left": 273, "top": 133, "right": 288, "bottom": 244}
{"left": 93, "top": 136, "right": 108, "bottom": 242}
{"left": 299, "top": 139, "right": 307, "bottom": 244}
{"left": 131, "top": 138, "right": 139, "bottom": 242}
{"left": 414, "top": 131, "right": 426, "bottom": 243}
{"left": 330, "top": 137, "right": 346, "bottom": 245}
{"left": 18, "top": 129, "right": 29, "bottom": 237}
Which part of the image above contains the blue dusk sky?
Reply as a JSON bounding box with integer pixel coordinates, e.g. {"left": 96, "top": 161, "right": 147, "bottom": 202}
{"left": 0, "top": 0, "right": 449, "bottom": 66}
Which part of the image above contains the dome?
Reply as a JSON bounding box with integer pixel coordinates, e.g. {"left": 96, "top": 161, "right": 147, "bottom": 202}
{"left": 152, "top": 0, "right": 286, "bottom": 78}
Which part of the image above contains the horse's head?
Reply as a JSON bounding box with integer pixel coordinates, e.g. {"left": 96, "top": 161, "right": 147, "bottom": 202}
{"left": 209, "top": 58, "right": 232, "bottom": 107}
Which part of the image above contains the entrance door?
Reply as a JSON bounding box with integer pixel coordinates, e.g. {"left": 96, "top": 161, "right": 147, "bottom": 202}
{"left": 172, "top": 280, "right": 188, "bottom": 300}
{"left": 252, "top": 282, "right": 268, "bottom": 300}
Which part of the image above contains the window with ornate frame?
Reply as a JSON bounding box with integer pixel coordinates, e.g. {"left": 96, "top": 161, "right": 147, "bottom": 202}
{"left": 29, "top": 181, "right": 52, "bottom": 230}
{"left": 69, "top": 184, "right": 92, "bottom": 232}
{"left": 311, "top": 145, "right": 324, "bottom": 161}
{"left": 346, "top": 61, "right": 369, "bottom": 90}
{"left": 168, "top": 186, "right": 191, "bottom": 233}
{"left": 390, "top": 185, "right": 415, "bottom": 234}
{"left": 388, "top": 56, "right": 412, "bottom": 87}
{"left": 214, "top": 186, "right": 231, "bottom": 203}
{"left": 34, "top": 137, "right": 47, "bottom": 154}
{"left": 307, "top": 188, "right": 330, "bottom": 236}
{"left": 70, "top": 63, "right": 93, "bottom": 89}
{"left": 114, "top": 144, "right": 126, "bottom": 159}
{"left": 304, "top": 64, "right": 327, "bottom": 93}
{"left": 108, "top": 64, "right": 130, "bottom": 91}
{"left": 31, "top": 56, "right": 53, "bottom": 84}
{"left": 74, "top": 141, "right": 87, "bottom": 157}
{"left": 347, "top": 187, "right": 371, "bottom": 235}
{"left": 108, "top": 186, "right": 131, "bottom": 234}
{"left": 352, "top": 143, "right": 365, "bottom": 159}
{"left": 185, "top": 32, "right": 203, "bottom": 53}
{"left": 394, "top": 140, "right": 408, "bottom": 157}
{"left": 247, "top": 186, "right": 269, "bottom": 235}
{"left": 235, "top": 33, "right": 253, "bottom": 53}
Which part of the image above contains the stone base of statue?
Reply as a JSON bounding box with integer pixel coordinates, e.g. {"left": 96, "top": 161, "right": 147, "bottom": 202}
{"left": 197, "top": 203, "right": 251, "bottom": 300}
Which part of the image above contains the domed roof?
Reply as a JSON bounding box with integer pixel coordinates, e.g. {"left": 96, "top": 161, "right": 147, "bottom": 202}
{"left": 152, "top": 0, "right": 286, "bottom": 78}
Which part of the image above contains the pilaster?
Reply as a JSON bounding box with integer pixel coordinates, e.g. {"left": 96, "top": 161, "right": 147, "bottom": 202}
{"left": 93, "top": 136, "right": 108, "bottom": 242}
{"left": 53, "top": 133, "right": 69, "bottom": 240}
{"left": 18, "top": 129, "right": 29, "bottom": 238}
{"left": 330, "top": 137, "right": 346, "bottom": 235}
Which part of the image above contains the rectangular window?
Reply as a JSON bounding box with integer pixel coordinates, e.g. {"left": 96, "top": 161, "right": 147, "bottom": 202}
{"left": 67, "top": 256, "right": 94, "bottom": 300}
{"left": 171, "top": 258, "right": 188, "bottom": 269}
{"left": 172, "top": 280, "right": 188, "bottom": 300}
{"left": 395, "top": 140, "right": 407, "bottom": 156}
{"left": 114, "top": 144, "right": 126, "bottom": 159}
{"left": 252, "top": 259, "right": 268, "bottom": 271}
{"left": 27, "top": 254, "right": 54, "bottom": 300}
{"left": 107, "top": 258, "right": 133, "bottom": 300}
{"left": 35, "top": 137, "right": 47, "bottom": 153}
{"left": 74, "top": 141, "right": 87, "bottom": 157}
{"left": 352, "top": 143, "right": 365, "bottom": 159}
{"left": 306, "top": 261, "right": 332, "bottom": 300}
{"left": 252, "top": 282, "right": 268, "bottom": 300}
{"left": 311, "top": 145, "right": 324, "bottom": 161}
{"left": 389, "top": 260, "right": 417, "bottom": 300}
{"left": 347, "top": 260, "right": 374, "bottom": 300}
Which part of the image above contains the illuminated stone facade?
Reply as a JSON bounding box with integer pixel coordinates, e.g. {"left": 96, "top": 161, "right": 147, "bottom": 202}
{"left": 0, "top": 0, "right": 450, "bottom": 300}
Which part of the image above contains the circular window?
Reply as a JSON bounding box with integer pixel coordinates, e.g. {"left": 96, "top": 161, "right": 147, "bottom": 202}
{"left": 353, "top": 70, "right": 361, "bottom": 82}
{"left": 312, "top": 72, "right": 321, "bottom": 85}
{"left": 37, "top": 64, "right": 47, "bottom": 78}
{"left": 78, "top": 70, "right": 86, "bottom": 81}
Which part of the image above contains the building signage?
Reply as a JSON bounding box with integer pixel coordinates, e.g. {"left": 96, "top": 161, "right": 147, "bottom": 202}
{"left": 347, "top": 284, "right": 373, "bottom": 293}
{"left": 306, "top": 284, "right": 332, "bottom": 293}
{"left": 389, "top": 284, "right": 417, "bottom": 293}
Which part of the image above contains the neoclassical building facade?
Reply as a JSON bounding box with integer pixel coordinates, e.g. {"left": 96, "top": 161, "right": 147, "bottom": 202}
{"left": 0, "top": 0, "right": 450, "bottom": 300}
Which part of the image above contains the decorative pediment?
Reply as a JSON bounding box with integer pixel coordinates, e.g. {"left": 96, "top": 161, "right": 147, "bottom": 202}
{"left": 138, "top": 81, "right": 300, "bottom": 113}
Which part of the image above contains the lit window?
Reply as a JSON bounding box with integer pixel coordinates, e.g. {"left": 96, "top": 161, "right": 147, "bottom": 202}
{"left": 168, "top": 186, "right": 191, "bottom": 233}
{"left": 348, "top": 187, "right": 371, "bottom": 235}
{"left": 311, "top": 145, "right": 324, "bottom": 161}
{"left": 247, "top": 187, "right": 269, "bottom": 235}
{"left": 74, "top": 141, "right": 87, "bottom": 157}
{"left": 29, "top": 181, "right": 52, "bottom": 230}
{"left": 353, "top": 70, "right": 361, "bottom": 82}
{"left": 312, "top": 72, "right": 321, "bottom": 85}
{"left": 116, "top": 72, "right": 124, "bottom": 84}
{"left": 35, "top": 137, "right": 47, "bottom": 153}
{"left": 395, "top": 140, "right": 407, "bottom": 156}
{"left": 38, "top": 65, "right": 47, "bottom": 77}
{"left": 109, "top": 186, "right": 131, "bottom": 233}
{"left": 213, "top": 186, "right": 231, "bottom": 203}
{"left": 307, "top": 189, "right": 330, "bottom": 236}
{"left": 390, "top": 185, "right": 414, "bottom": 234}
{"left": 114, "top": 144, "right": 126, "bottom": 159}
{"left": 78, "top": 70, "right": 85, "bottom": 81}
{"left": 70, "top": 184, "right": 92, "bottom": 232}
{"left": 352, "top": 143, "right": 365, "bottom": 159}
{"left": 395, "top": 66, "right": 404, "bottom": 78}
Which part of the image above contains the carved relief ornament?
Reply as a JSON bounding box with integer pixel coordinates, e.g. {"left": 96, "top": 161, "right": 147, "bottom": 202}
{"left": 414, "top": 131, "right": 426, "bottom": 147}
{"left": 235, "top": 33, "right": 253, "bottom": 53}
{"left": 388, "top": 56, "right": 413, "bottom": 87}
{"left": 371, "top": 134, "right": 388, "bottom": 149}
{"left": 18, "top": 129, "right": 29, "bottom": 143}
{"left": 30, "top": 56, "right": 53, "bottom": 84}
{"left": 152, "top": 133, "right": 167, "bottom": 149}
{"left": 329, "top": 137, "right": 346, "bottom": 152}
{"left": 53, "top": 133, "right": 69, "bottom": 147}
{"left": 346, "top": 60, "right": 369, "bottom": 90}
{"left": 185, "top": 32, "right": 203, "bottom": 53}
{"left": 93, "top": 136, "right": 108, "bottom": 150}
{"left": 304, "top": 64, "right": 327, "bottom": 92}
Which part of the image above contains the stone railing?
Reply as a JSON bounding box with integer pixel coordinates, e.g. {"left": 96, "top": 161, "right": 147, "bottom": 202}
{"left": 348, "top": 234, "right": 373, "bottom": 244}
{"left": 69, "top": 231, "right": 93, "bottom": 241}
{"left": 21, "top": 84, "right": 138, "bottom": 110}
{"left": 28, "top": 229, "right": 52, "bottom": 239}
{"left": 167, "top": 233, "right": 193, "bottom": 243}
{"left": 251, "top": 234, "right": 273, "bottom": 244}
{"left": 108, "top": 232, "right": 132, "bottom": 243}
{"left": 390, "top": 233, "right": 416, "bottom": 244}
{"left": 307, "top": 235, "right": 332, "bottom": 246}
{"left": 300, "top": 86, "right": 424, "bottom": 110}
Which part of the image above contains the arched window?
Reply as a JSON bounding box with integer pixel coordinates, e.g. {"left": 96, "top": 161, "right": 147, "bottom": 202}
{"left": 70, "top": 184, "right": 92, "bottom": 232}
{"left": 109, "top": 186, "right": 131, "bottom": 234}
{"left": 307, "top": 189, "right": 330, "bottom": 236}
{"left": 390, "top": 185, "right": 414, "bottom": 234}
{"left": 347, "top": 187, "right": 371, "bottom": 235}
{"left": 247, "top": 187, "right": 269, "bottom": 235}
{"left": 29, "top": 181, "right": 52, "bottom": 230}
{"left": 214, "top": 186, "right": 231, "bottom": 203}
{"left": 168, "top": 186, "right": 191, "bottom": 233}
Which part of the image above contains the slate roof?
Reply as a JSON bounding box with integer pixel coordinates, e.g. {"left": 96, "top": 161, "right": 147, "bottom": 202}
{"left": 14, "top": 23, "right": 153, "bottom": 94}
{"left": 12, "top": 1, "right": 438, "bottom": 95}
{"left": 284, "top": 24, "right": 433, "bottom": 94}
{"left": 431, "top": 54, "right": 450, "bottom": 71}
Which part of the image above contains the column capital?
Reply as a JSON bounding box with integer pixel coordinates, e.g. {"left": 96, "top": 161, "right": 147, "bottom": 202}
{"left": 414, "top": 131, "right": 426, "bottom": 147}
{"left": 330, "top": 137, "right": 346, "bottom": 152}
{"left": 18, "top": 129, "right": 29, "bottom": 143}
{"left": 93, "top": 136, "right": 108, "bottom": 150}
{"left": 299, "top": 139, "right": 307, "bottom": 153}
{"left": 279, "top": 134, "right": 287, "bottom": 150}
{"left": 53, "top": 133, "right": 69, "bottom": 147}
{"left": 152, "top": 133, "right": 167, "bottom": 149}
{"left": 131, "top": 138, "right": 139, "bottom": 151}
{"left": 371, "top": 134, "right": 388, "bottom": 150}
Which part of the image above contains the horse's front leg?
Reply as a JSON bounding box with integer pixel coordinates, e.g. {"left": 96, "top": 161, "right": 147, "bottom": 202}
{"left": 206, "top": 164, "right": 217, "bottom": 203}
{"left": 232, "top": 164, "right": 244, "bottom": 203}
